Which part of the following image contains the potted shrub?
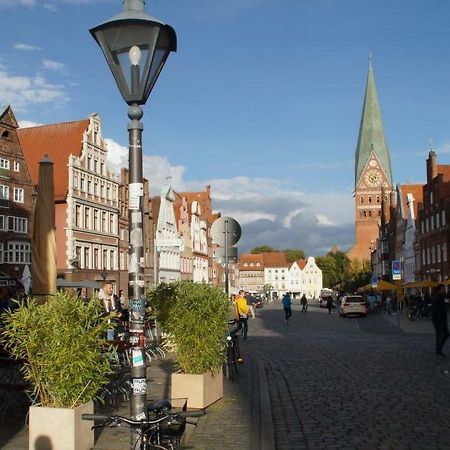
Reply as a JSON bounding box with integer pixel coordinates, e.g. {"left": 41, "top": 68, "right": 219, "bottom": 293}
{"left": 1, "top": 291, "right": 114, "bottom": 450}
{"left": 149, "top": 281, "right": 229, "bottom": 408}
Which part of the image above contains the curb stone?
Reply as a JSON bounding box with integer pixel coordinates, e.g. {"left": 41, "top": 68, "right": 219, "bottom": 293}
{"left": 258, "top": 360, "right": 275, "bottom": 450}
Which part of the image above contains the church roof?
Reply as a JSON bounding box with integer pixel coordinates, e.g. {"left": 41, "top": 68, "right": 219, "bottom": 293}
{"left": 355, "top": 61, "right": 393, "bottom": 187}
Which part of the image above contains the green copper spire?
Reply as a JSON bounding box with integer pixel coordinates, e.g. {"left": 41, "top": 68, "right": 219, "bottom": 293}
{"left": 354, "top": 61, "right": 393, "bottom": 187}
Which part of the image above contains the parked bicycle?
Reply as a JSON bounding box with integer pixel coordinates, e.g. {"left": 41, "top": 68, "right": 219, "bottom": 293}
{"left": 82, "top": 399, "right": 204, "bottom": 450}
{"left": 224, "top": 320, "right": 243, "bottom": 381}
{"left": 408, "top": 303, "right": 432, "bottom": 321}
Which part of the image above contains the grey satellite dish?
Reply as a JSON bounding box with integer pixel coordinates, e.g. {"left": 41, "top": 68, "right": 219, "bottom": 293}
{"left": 211, "top": 217, "right": 241, "bottom": 247}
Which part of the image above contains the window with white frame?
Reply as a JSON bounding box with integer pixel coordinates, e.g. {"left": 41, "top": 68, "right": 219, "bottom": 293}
{"left": 443, "top": 243, "right": 447, "bottom": 262}
{"left": 443, "top": 210, "right": 446, "bottom": 226}
{"left": 9, "top": 217, "right": 27, "bottom": 233}
{"left": 0, "top": 215, "right": 4, "bottom": 230}
{"left": 0, "top": 185, "right": 9, "bottom": 200}
{"left": 426, "top": 218, "right": 429, "bottom": 232}
{"left": 436, "top": 213, "right": 440, "bottom": 228}
{"left": 427, "top": 247, "right": 430, "bottom": 265}
{"left": 0, "top": 242, "right": 3, "bottom": 263}
{"left": 437, "top": 244, "right": 441, "bottom": 263}
{"left": 431, "top": 215, "right": 434, "bottom": 230}
{"left": 13, "top": 188, "right": 24, "bottom": 203}
{"left": 6, "top": 241, "right": 31, "bottom": 264}
{"left": 431, "top": 246, "right": 435, "bottom": 264}
{"left": 0, "top": 158, "right": 10, "bottom": 169}
{"left": 13, "top": 161, "right": 19, "bottom": 172}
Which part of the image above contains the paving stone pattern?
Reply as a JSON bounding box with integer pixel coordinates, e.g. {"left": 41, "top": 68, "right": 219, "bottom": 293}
{"left": 2, "top": 302, "right": 450, "bottom": 450}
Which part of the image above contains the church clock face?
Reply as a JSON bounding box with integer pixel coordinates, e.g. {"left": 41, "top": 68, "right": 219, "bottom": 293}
{"left": 364, "top": 169, "right": 382, "bottom": 188}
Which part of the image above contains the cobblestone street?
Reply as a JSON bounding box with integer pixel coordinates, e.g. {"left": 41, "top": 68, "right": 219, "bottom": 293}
{"left": 2, "top": 302, "right": 449, "bottom": 449}
{"left": 188, "top": 302, "right": 450, "bottom": 450}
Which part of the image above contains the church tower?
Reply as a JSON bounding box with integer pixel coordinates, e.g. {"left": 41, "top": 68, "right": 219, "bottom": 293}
{"left": 347, "top": 61, "right": 393, "bottom": 261}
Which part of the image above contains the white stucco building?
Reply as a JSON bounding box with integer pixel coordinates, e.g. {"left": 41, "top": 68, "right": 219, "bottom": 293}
{"left": 300, "top": 257, "right": 323, "bottom": 299}
{"left": 154, "top": 186, "right": 183, "bottom": 283}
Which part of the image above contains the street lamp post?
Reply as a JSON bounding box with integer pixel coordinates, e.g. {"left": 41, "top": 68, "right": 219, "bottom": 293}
{"left": 90, "top": 2, "right": 176, "bottom": 447}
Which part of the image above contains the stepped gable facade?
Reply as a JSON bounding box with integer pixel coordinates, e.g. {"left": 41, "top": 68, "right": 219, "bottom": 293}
{"left": 18, "top": 114, "right": 121, "bottom": 289}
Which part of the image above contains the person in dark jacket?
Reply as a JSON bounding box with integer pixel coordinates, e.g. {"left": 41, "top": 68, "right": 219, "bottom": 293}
{"left": 431, "top": 284, "right": 449, "bottom": 356}
{"left": 282, "top": 292, "right": 292, "bottom": 323}
{"left": 326, "top": 296, "right": 333, "bottom": 314}
{"left": 300, "top": 294, "right": 308, "bottom": 312}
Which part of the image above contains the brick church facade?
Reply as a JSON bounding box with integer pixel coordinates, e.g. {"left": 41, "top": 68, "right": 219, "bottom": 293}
{"left": 347, "top": 62, "right": 393, "bottom": 261}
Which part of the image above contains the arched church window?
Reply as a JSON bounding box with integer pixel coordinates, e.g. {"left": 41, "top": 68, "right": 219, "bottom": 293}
{"left": 378, "top": 210, "right": 381, "bottom": 217}
{"left": 368, "top": 196, "right": 372, "bottom": 204}
{"left": 360, "top": 196, "right": 364, "bottom": 204}
{"left": 363, "top": 211, "right": 367, "bottom": 218}
{"left": 369, "top": 211, "right": 372, "bottom": 217}
{"left": 376, "top": 195, "right": 380, "bottom": 203}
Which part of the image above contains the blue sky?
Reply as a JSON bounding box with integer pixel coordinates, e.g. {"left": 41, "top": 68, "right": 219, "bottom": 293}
{"left": 2, "top": 0, "right": 450, "bottom": 255}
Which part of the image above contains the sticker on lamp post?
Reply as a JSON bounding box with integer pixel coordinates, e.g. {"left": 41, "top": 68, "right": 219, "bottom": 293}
{"left": 132, "top": 378, "right": 147, "bottom": 395}
{"left": 129, "top": 182, "right": 143, "bottom": 210}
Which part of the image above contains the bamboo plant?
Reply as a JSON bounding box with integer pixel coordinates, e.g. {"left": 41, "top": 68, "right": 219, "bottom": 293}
{"left": 149, "top": 280, "right": 230, "bottom": 375}
{"left": 0, "top": 291, "right": 114, "bottom": 408}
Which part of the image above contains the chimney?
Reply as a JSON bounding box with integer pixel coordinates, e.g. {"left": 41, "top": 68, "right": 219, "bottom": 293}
{"left": 426, "top": 150, "right": 437, "bottom": 183}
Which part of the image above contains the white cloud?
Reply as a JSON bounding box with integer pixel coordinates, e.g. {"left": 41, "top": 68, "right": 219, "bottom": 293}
{"left": 0, "top": 69, "right": 69, "bottom": 112}
{"left": 18, "top": 120, "right": 43, "bottom": 128}
{"left": 103, "top": 138, "right": 355, "bottom": 256}
{"left": 14, "top": 43, "right": 41, "bottom": 51}
{"left": 42, "top": 59, "right": 66, "bottom": 73}
{"left": 105, "top": 138, "right": 187, "bottom": 194}
{"left": 0, "top": 0, "right": 35, "bottom": 6}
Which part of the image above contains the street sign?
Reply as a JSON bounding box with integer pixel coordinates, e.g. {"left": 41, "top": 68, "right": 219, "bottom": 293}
{"left": 392, "top": 260, "right": 401, "bottom": 280}
{"left": 371, "top": 275, "right": 378, "bottom": 288}
{"left": 211, "top": 217, "right": 241, "bottom": 247}
{"left": 215, "top": 246, "right": 238, "bottom": 264}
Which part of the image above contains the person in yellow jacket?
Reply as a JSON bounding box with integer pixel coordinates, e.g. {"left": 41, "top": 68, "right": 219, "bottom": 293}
{"left": 234, "top": 290, "right": 249, "bottom": 340}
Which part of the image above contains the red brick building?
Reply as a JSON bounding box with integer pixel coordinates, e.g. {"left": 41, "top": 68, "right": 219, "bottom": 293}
{"left": 415, "top": 151, "right": 450, "bottom": 282}
{"left": 0, "top": 106, "right": 34, "bottom": 283}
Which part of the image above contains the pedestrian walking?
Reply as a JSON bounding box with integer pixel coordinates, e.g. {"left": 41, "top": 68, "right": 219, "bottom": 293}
{"left": 282, "top": 291, "right": 292, "bottom": 323}
{"left": 431, "top": 284, "right": 449, "bottom": 356}
{"left": 245, "top": 292, "right": 256, "bottom": 319}
{"left": 300, "top": 294, "right": 308, "bottom": 312}
{"left": 234, "top": 290, "right": 249, "bottom": 340}
{"left": 326, "top": 296, "right": 333, "bottom": 314}
{"left": 385, "top": 295, "right": 392, "bottom": 314}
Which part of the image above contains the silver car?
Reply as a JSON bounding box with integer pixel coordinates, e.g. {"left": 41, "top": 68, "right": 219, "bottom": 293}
{"left": 339, "top": 295, "right": 367, "bottom": 317}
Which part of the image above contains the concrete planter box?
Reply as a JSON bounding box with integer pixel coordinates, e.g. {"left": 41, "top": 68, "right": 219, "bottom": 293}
{"left": 29, "top": 401, "right": 94, "bottom": 450}
{"left": 171, "top": 368, "right": 223, "bottom": 409}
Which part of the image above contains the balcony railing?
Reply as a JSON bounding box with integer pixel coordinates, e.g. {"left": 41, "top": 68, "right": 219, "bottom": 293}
{"left": 0, "top": 168, "right": 9, "bottom": 179}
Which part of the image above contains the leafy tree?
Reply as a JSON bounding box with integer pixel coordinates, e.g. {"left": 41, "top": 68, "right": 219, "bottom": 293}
{"left": 315, "top": 255, "right": 337, "bottom": 288}
{"left": 283, "top": 249, "right": 306, "bottom": 263}
{"left": 250, "top": 245, "right": 276, "bottom": 254}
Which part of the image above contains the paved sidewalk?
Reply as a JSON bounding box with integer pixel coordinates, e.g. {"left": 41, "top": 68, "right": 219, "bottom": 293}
{"left": 1, "top": 314, "right": 270, "bottom": 450}
{"left": 380, "top": 309, "right": 434, "bottom": 334}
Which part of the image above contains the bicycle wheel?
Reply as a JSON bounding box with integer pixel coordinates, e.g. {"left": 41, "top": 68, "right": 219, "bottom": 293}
{"left": 228, "top": 345, "right": 238, "bottom": 381}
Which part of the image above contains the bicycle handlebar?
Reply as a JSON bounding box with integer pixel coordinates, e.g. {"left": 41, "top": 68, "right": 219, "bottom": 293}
{"left": 82, "top": 410, "right": 205, "bottom": 426}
